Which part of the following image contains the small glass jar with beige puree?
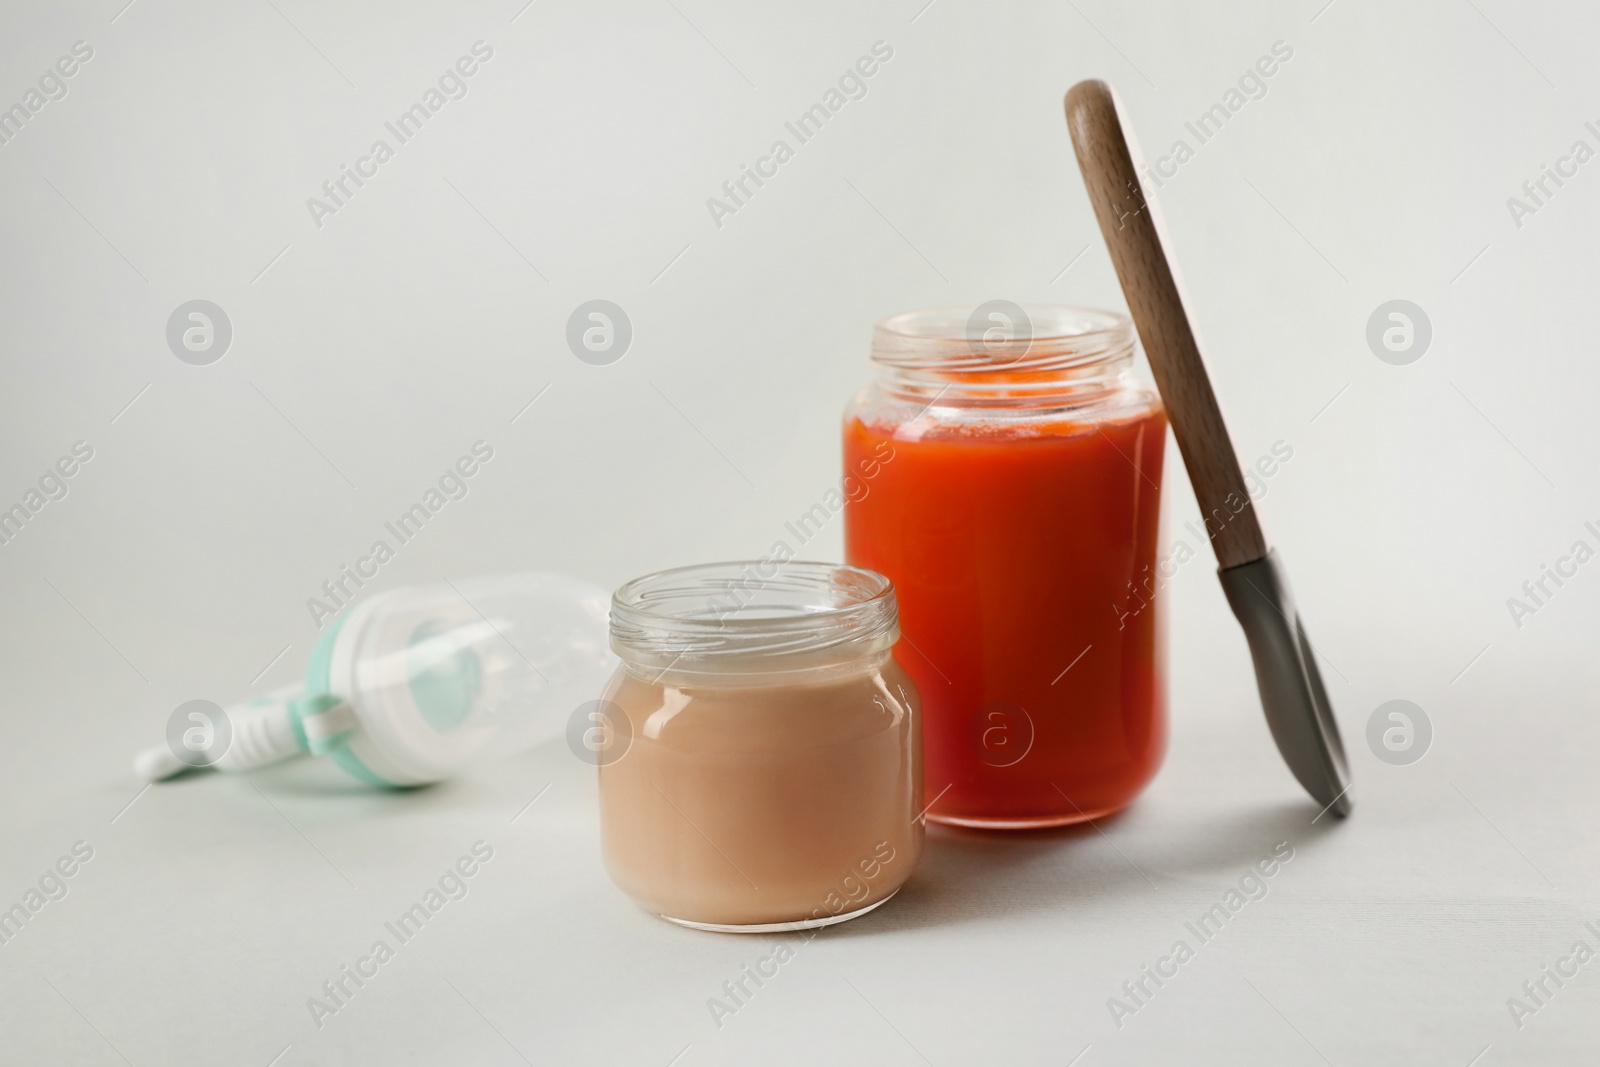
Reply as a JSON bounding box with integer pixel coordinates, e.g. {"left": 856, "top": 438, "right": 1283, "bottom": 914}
{"left": 594, "top": 560, "right": 922, "bottom": 932}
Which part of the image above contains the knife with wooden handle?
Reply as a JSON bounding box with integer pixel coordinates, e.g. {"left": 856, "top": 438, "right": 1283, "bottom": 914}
{"left": 1065, "top": 79, "right": 1351, "bottom": 817}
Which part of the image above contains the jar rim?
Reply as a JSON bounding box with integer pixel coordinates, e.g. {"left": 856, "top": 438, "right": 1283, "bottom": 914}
{"left": 868, "top": 304, "right": 1138, "bottom": 410}
{"left": 872, "top": 304, "right": 1133, "bottom": 374}
{"left": 610, "top": 560, "right": 899, "bottom": 673}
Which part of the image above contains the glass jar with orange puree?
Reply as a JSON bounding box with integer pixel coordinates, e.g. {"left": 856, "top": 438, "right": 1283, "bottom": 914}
{"left": 843, "top": 304, "right": 1167, "bottom": 828}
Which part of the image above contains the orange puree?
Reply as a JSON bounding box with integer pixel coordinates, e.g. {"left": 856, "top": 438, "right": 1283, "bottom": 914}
{"left": 844, "top": 408, "right": 1167, "bottom": 827}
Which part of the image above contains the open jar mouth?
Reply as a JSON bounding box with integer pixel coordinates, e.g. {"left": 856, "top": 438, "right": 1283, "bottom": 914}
{"left": 610, "top": 560, "right": 899, "bottom": 677}
{"left": 871, "top": 304, "right": 1135, "bottom": 407}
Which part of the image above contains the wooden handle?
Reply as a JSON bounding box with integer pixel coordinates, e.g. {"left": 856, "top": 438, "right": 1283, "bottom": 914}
{"left": 1065, "top": 79, "right": 1268, "bottom": 569}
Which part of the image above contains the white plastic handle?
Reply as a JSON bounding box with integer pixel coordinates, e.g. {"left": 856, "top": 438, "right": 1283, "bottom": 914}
{"left": 134, "top": 685, "right": 308, "bottom": 782}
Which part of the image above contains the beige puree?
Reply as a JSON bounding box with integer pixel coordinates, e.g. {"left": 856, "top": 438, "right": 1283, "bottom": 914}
{"left": 599, "top": 654, "right": 922, "bottom": 927}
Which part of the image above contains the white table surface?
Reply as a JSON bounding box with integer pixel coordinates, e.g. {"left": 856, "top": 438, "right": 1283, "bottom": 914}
{"left": 5, "top": 618, "right": 1597, "bottom": 1066}
{"left": 3, "top": 0, "right": 1599, "bottom": 1063}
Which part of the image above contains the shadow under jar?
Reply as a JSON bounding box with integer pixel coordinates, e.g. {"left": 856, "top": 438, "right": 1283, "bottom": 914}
{"left": 843, "top": 306, "right": 1168, "bottom": 829}
{"left": 597, "top": 561, "right": 922, "bottom": 932}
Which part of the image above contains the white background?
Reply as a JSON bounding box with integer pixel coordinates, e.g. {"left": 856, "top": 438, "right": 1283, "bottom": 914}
{"left": 2, "top": 0, "right": 1598, "bottom": 1063}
